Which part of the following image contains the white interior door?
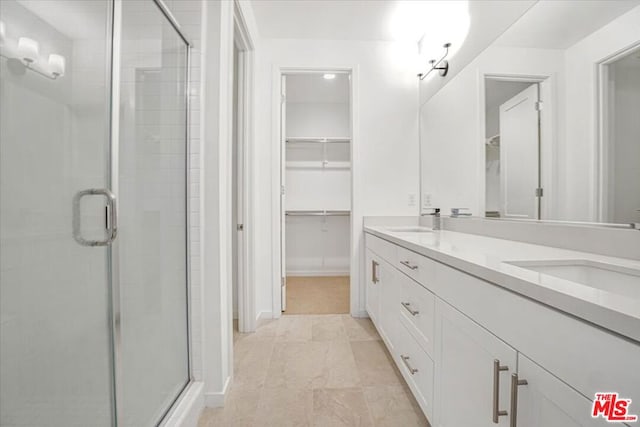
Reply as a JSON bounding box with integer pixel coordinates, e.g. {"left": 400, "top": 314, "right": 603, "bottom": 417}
{"left": 499, "top": 84, "right": 540, "bottom": 219}
{"left": 280, "top": 74, "right": 287, "bottom": 311}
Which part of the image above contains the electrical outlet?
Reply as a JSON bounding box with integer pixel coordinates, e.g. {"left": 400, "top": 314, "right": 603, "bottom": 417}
{"left": 423, "top": 193, "right": 432, "bottom": 207}
{"left": 408, "top": 193, "right": 416, "bottom": 206}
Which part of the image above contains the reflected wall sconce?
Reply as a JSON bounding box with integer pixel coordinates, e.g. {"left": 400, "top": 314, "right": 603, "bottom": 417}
{"left": 418, "top": 43, "right": 451, "bottom": 80}
{"left": 0, "top": 21, "right": 6, "bottom": 45}
{"left": 0, "top": 23, "right": 66, "bottom": 80}
{"left": 18, "top": 37, "right": 39, "bottom": 63}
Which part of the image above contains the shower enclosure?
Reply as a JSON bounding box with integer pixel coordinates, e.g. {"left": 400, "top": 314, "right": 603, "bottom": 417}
{"left": 0, "top": 0, "right": 191, "bottom": 425}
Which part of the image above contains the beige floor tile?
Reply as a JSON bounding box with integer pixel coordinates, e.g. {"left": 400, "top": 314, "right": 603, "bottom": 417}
{"left": 312, "top": 315, "right": 348, "bottom": 341}
{"left": 275, "top": 315, "right": 313, "bottom": 342}
{"left": 265, "top": 340, "right": 360, "bottom": 389}
{"left": 342, "top": 316, "right": 381, "bottom": 341}
{"left": 350, "top": 341, "right": 403, "bottom": 386}
{"left": 235, "top": 318, "right": 279, "bottom": 344}
{"left": 363, "top": 385, "right": 430, "bottom": 427}
{"left": 255, "top": 387, "right": 314, "bottom": 426}
{"left": 313, "top": 388, "right": 373, "bottom": 427}
{"left": 198, "top": 315, "right": 431, "bottom": 427}
{"left": 198, "top": 387, "right": 261, "bottom": 427}
{"left": 233, "top": 340, "right": 275, "bottom": 390}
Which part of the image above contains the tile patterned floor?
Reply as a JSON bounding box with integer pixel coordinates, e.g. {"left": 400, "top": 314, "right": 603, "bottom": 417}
{"left": 285, "top": 277, "right": 350, "bottom": 314}
{"left": 198, "top": 315, "right": 430, "bottom": 427}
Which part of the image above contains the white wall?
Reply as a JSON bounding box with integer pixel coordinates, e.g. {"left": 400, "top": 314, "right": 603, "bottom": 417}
{"left": 286, "top": 103, "right": 350, "bottom": 137}
{"left": 254, "top": 38, "right": 420, "bottom": 318}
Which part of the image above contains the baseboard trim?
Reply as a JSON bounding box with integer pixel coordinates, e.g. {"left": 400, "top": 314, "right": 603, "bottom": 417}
{"left": 285, "top": 271, "right": 350, "bottom": 277}
{"left": 351, "top": 310, "right": 369, "bottom": 318}
{"left": 256, "top": 311, "right": 274, "bottom": 323}
{"left": 204, "top": 376, "right": 230, "bottom": 408}
{"left": 161, "top": 381, "right": 204, "bottom": 427}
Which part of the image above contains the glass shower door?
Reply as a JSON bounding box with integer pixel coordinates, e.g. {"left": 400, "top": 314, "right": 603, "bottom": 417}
{"left": 116, "top": 1, "right": 190, "bottom": 425}
{"left": 0, "top": 1, "right": 115, "bottom": 425}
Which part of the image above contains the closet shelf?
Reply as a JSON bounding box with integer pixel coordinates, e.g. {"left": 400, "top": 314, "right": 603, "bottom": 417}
{"left": 286, "top": 137, "right": 351, "bottom": 144}
{"left": 286, "top": 161, "right": 351, "bottom": 169}
{"left": 285, "top": 210, "right": 350, "bottom": 217}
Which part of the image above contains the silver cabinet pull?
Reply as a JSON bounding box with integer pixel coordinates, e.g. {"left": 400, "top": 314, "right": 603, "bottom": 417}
{"left": 401, "top": 302, "right": 419, "bottom": 316}
{"left": 73, "top": 188, "right": 117, "bottom": 246}
{"left": 400, "top": 355, "right": 418, "bottom": 374}
{"left": 400, "top": 260, "right": 418, "bottom": 270}
{"left": 372, "top": 260, "right": 380, "bottom": 283}
{"left": 509, "top": 373, "right": 528, "bottom": 427}
{"left": 493, "top": 359, "right": 509, "bottom": 423}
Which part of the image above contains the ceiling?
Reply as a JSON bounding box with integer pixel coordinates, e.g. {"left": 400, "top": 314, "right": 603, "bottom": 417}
{"left": 285, "top": 73, "right": 350, "bottom": 103}
{"left": 495, "top": 0, "right": 640, "bottom": 49}
{"left": 251, "top": 0, "right": 399, "bottom": 41}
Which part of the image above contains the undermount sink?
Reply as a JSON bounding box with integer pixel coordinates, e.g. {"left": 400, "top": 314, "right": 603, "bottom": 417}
{"left": 505, "top": 259, "right": 640, "bottom": 299}
{"left": 384, "top": 226, "right": 432, "bottom": 233}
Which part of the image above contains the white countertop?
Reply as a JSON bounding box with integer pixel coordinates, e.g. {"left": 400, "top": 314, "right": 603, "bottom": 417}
{"left": 365, "top": 225, "right": 640, "bottom": 343}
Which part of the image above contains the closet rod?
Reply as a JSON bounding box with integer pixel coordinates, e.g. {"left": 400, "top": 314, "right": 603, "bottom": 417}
{"left": 285, "top": 210, "right": 350, "bottom": 217}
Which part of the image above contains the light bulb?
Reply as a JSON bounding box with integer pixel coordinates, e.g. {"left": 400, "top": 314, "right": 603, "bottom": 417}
{"left": 49, "top": 54, "right": 65, "bottom": 78}
{"left": 0, "top": 21, "right": 6, "bottom": 46}
{"left": 323, "top": 73, "right": 336, "bottom": 80}
{"left": 18, "top": 37, "right": 39, "bottom": 64}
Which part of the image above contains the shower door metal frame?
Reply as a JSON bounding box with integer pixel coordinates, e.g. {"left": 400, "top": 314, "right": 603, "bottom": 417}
{"left": 108, "top": 0, "right": 193, "bottom": 425}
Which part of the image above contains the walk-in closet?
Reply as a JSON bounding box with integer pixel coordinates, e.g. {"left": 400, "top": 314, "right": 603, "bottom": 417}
{"left": 281, "top": 72, "right": 351, "bottom": 314}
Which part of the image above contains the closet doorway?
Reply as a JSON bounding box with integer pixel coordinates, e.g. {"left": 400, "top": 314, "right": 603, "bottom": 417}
{"left": 280, "top": 71, "right": 352, "bottom": 314}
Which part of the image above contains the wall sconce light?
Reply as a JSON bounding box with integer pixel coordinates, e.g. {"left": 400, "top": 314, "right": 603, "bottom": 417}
{"left": 48, "top": 54, "right": 65, "bottom": 78}
{"left": 0, "top": 24, "right": 66, "bottom": 80}
{"left": 418, "top": 43, "right": 451, "bottom": 80}
{"left": 0, "top": 21, "right": 6, "bottom": 46}
{"left": 17, "top": 37, "right": 39, "bottom": 64}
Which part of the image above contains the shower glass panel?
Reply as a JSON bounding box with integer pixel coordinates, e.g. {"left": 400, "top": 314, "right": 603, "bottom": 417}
{"left": 117, "top": 1, "right": 190, "bottom": 425}
{"left": 0, "top": 0, "right": 115, "bottom": 426}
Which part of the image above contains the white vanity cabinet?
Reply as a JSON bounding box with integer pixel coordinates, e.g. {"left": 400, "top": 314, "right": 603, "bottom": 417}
{"left": 515, "top": 354, "right": 610, "bottom": 427}
{"left": 435, "top": 300, "right": 516, "bottom": 427}
{"left": 365, "top": 249, "right": 381, "bottom": 324}
{"left": 364, "top": 231, "right": 640, "bottom": 427}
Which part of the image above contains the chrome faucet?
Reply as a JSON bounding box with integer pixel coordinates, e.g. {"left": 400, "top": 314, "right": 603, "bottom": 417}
{"left": 422, "top": 208, "right": 441, "bottom": 230}
{"left": 450, "top": 208, "right": 472, "bottom": 218}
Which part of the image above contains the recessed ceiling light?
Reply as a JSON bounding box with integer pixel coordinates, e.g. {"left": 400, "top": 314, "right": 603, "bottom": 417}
{"left": 323, "top": 73, "right": 336, "bottom": 80}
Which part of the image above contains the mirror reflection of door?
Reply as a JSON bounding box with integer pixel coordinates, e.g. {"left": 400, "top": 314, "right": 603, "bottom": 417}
{"left": 602, "top": 47, "right": 640, "bottom": 225}
{"left": 485, "top": 80, "right": 541, "bottom": 219}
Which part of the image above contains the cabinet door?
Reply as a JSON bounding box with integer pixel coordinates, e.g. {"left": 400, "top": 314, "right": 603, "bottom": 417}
{"left": 365, "top": 250, "right": 381, "bottom": 323}
{"left": 516, "top": 355, "right": 611, "bottom": 427}
{"left": 435, "top": 300, "right": 517, "bottom": 427}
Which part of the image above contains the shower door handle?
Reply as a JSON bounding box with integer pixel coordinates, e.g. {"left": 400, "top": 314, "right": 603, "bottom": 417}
{"left": 73, "top": 188, "right": 118, "bottom": 246}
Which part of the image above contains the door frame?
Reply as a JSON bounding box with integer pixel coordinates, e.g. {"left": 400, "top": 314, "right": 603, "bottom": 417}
{"left": 232, "top": 0, "right": 256, "bottom": 333}
{"left": 478, "top": 73, "right": 556, "bottom": 221}
{"left": 595, "top": 41, "right": 640, "bottom": 223}
{"left": 271, "top": 66, "right": 357, "bottom": 317}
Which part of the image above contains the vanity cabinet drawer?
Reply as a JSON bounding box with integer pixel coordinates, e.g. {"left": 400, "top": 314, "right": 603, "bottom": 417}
{"left": 397, "top": 273, "right": 436, "bottom": 357}
{"left": 366, "top": 234, "right": 397, "bottom": 265}
{"left": 393, "top": 318, "right": 435, "bottom": 419}
{"left": 396, "top": 246, "right": 423, "bottom": 282}
{"left": 396, "top": 246, "right": 436, "bottom": 288}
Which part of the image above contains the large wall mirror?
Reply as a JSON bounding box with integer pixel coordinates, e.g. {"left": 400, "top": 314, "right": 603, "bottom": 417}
{"left": 419, "top": 1, "right": 640, "bottom": 225}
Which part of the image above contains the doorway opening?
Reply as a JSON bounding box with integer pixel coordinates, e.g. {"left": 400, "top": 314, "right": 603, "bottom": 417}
{"left": 483, "top": 76, "right": 551, "bottom": 220}
{"left": 280, "top": 71, "right": 352, "bottom": 315}
{"left": 598, "top": 44, "right": 640, "bottom": 224}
